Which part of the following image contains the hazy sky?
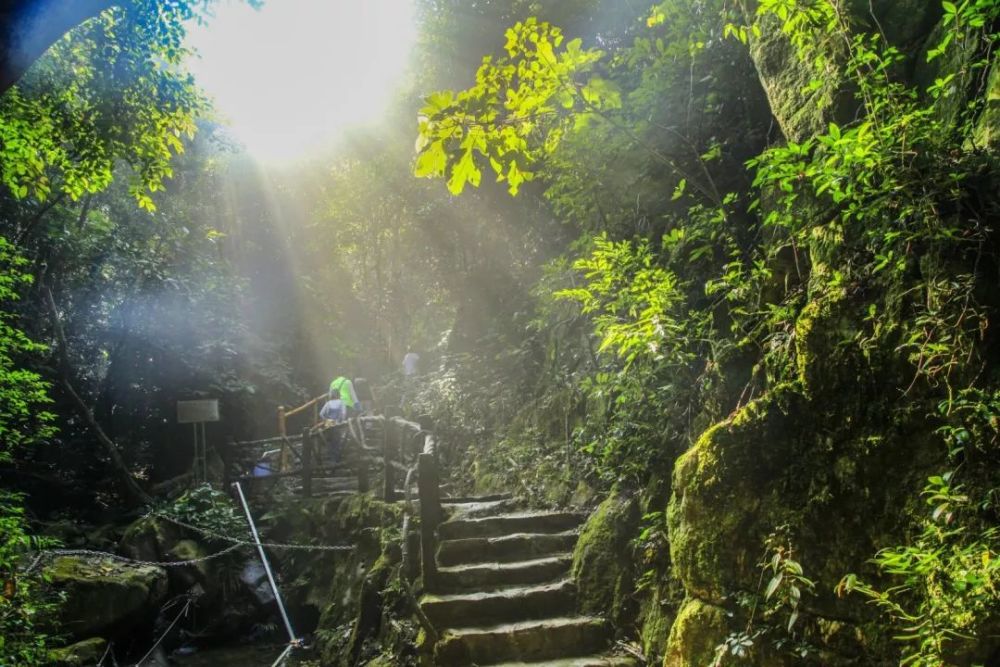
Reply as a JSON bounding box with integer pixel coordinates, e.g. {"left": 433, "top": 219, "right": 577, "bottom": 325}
{"left": 186, "top": 0, "right": 417, "bottom": 162}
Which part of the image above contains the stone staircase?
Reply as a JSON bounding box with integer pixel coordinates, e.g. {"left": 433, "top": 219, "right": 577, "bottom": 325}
{"left": 420, "top": 503, "right": 637, "bottom": 666}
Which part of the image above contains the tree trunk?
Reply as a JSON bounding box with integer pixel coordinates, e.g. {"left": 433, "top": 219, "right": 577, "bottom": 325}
{"left": 0, "top": 0, "right": 118, "bottom": 93}
{"left": 45, "top": 288, "right": 152, "bottom": 505}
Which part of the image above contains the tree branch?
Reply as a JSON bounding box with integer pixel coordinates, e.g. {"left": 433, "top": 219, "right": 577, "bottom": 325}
{"left": 44, "top": 286, "right": 152, "bottom": 505}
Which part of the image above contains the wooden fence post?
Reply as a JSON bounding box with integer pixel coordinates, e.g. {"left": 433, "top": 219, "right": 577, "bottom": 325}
{"left": 277, "top": 405, "right": 287, "bottom": 471}
{"left": 382, "top": 420, "right": 397, "bottom": 502}
{"left": 301, "top": 427, "right": 313, "bottom": 498}
{"left": 418, "top": 450, "right": 442, "bottom": 590}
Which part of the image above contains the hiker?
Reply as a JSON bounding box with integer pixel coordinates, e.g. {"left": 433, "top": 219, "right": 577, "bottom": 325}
{"left": 329, "top": 375, "right": 360, "bottom": 416}
{"left": 319, "top": 394, "right": 345, "bottom": 422}
{"left": 402, "top": 349, "right": 420, "bottom": 377}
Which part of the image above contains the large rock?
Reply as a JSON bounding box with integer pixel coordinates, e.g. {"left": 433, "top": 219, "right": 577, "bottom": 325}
{"left": 44, "top": 555, "right": 167, "bottom": 640}
{"left": 662, "top": 598, "right": 728, "bottom": 667}
{"left": 571, "top": 493, "right": 640, "bottom": 633}
{"left": 46, "top": 637, "right": 108, "bottom": 666}
{"left": 742, "top": 0, "right": 942, "bottom": 141}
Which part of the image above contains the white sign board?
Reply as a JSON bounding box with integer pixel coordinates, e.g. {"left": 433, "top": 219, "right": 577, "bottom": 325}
{"left": 177, "top": 399, "right": 220, "bottom": 424}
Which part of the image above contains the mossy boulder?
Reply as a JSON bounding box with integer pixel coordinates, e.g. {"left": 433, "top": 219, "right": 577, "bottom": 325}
{"left": 571, "top": 492, "right": 640, "bottom": 631}
{"left": 662, "top": 597, "right": 729, "bottom": 667}
{"left": 974, "top": 60, "right": 1000, "bottom": 150}
{"left": 743, "top": 0, "right": 940, "bottom": 142}
{"left": 46, "top": 637, "right": 108, "bottom": 666}
{"left": 44, "top": 555, "right": 167, "bottom": 640}
{"left": 639, "top": 584, "right": 677, "bottom": 664}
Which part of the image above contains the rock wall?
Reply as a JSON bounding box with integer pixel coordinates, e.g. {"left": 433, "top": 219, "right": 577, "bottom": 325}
{"left": 647, "top": 4, "right": 1000, "bottom": 666}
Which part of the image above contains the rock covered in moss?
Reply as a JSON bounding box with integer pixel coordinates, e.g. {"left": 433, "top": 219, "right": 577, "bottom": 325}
{"left": 663, "top": 597, "right": 728, "bottom": 667}
{"left": 571, "top": 493, "right": 640, "bottom": 632}
{"left": 44, "top": 555, "right": 167, "bottom": 640}
{"left": 742, "top": 0, "right": 941, "bottom": 142}
{"left": 46, "top": 636, "right": 108, "bottom": 666}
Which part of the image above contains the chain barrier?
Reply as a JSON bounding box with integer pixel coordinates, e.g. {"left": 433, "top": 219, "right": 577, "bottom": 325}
{"left": 20, "top": 508, "right": 353, "bottom": 576}
{"left": 145, "top": 511, "right": 355, "bottom": 553}
{"left": 23, "top": 543, "right": 245, "bottom": 574}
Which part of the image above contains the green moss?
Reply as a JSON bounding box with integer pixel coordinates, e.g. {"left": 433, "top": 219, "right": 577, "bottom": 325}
{"left": 638, "top": 585, "right": 675, "bottom": 663}
{"left": 745, "top": 9, "right": 850, "bottom": 142}
{"left": 974, "top": 61, "right": 1000, "bottom": 150}
{"left": 571, "top": 493, "right": 640, "bottom": 630}
{"left": 44, "top": 556, "right": 167, "bottom": 640}
{"left": 663, "top": 598, "right": 729, "bottom": 667}
{"left": 46, "top": 637, "right": 107, "bottom": 667}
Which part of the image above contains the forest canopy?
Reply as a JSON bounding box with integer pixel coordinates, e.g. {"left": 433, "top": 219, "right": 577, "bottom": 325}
{"left": 2, "top": 1, "right": 1000, "bottom": 666}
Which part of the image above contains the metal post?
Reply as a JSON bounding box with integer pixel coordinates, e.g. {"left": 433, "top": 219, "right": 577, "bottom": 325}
{"left": 233, "top": 482, "right": 298, "bottom": 645}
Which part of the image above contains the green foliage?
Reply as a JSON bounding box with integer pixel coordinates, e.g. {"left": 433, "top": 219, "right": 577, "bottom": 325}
{"left": 0, "top": 1, "right": 218, "bottom": 210}
{"left": 0, "top": 238, "right": 58, "bottom": 665}
{"left": 556, "top": 234, "right": 685, "bottom": 366}
{"left": 713, "top": 528, "right": 817, "bottom": 665}
{"left": 158, "top": 484, "right": 246, "bottom": 540}
{"left": 414, "top": 17, "right": 616, "bottom": 195}
{"left": 840, "top": 390, "right": 1000, "bottom": 666}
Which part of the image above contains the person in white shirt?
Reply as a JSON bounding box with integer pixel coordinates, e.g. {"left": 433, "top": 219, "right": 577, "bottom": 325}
{"left": 402, "top": 350, "right": 420, "bottom": 377}
{"left": 319, "top": 397, "right": 345, "bottom": 422}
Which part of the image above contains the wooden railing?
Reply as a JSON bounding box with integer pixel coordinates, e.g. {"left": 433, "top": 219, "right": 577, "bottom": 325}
{"left": 230, "top": 408, "right": 444, "bottom": 591}
{"left": 385, "top": 416, "right": 442, "bottom": 589}
{"left": 278, "top": 392, "right": 327, "bottom": 437}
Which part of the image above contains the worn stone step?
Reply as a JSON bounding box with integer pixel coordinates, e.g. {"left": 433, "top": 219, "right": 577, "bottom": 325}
{"left": 436, "top": 555, "right": 573, "bottom": 593}
{"left": 487, "top": 656, "right": 639, "bottom": 667}
{"left": 442, "top": 493, "right": 514, "bottom": 505}
{"left": 445, "top": 498, "right": 522, "bottom": 519}
{"left": 421, "top": 579, "right": 575, "bottom": 629}
{"left": 434, "top": 616, "right": 610, "bottom": 666}
{"left": 437, "top": 531, "right": 579, "bottom": 567}
{"left": 439, "top": 511, "right": 586, "bottom": 541}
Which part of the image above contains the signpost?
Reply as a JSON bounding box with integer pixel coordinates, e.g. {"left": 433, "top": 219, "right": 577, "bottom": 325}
{"left": 177, "top": 399, "right": 220, "bottom": 484}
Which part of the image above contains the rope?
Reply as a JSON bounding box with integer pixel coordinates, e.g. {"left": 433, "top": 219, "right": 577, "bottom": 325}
{"left": 133, "top": 599, "right": 192, "bottom": 666}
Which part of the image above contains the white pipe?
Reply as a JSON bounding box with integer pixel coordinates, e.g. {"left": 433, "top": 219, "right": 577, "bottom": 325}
{"left": 233, "top": 482, "right": 298, "bottom": 645}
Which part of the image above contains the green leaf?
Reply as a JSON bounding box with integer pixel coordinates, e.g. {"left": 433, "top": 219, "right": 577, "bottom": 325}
{"left": 671, "top": 179, "right": 687, "bottom": 201}
{"left": 447, "top": 149, "right": 482, "bottom": 195}
{"left": 414, "top": 140, "right": 448, "bottom": 178}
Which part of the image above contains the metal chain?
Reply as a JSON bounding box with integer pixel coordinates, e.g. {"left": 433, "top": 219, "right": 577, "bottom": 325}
{"left": 146, "top": 511, "right": 355, "bottom": 553}
{"left": 24, "top": 543, "right": 245, "bottom": 574}
{"left": 21, "top": 509, "right": 354, "bottom": 576}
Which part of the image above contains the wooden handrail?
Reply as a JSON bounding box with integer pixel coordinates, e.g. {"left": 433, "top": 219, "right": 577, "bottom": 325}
{"left": 284, "top": 393, "right": 327, "bottom": 419}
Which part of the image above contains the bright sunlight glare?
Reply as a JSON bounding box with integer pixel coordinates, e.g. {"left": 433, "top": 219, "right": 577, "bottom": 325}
{"left": 186, "top": 0, "right": 417, "bottom": 162}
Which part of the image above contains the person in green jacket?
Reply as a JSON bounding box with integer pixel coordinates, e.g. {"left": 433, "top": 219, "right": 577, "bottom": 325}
{"left": 329, "top": 375, "right": 360, "bottom": 416}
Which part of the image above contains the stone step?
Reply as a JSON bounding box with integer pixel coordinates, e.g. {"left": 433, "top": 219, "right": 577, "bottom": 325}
{"left": 436, "top": 555, "right": 573, "bottom": 593}
{"left": 445, "top": 498, "right": 521, "bottom": 519}
{"left": 442, "top": 493, "right": 514, "bottom": 504}
{"left": 437, "top": 531, "right": 579, "bottom": 567}
{"left": 434, "top": 616, "right": 610, "bottom": 666}
{"left": 487, "top": 656, "right": 639, "bottom": 667}
{"left": 439, "top": 511, "right": 586, "bottom": 541}
{"left": 421, "top": 579, "right": 575, "bottom": 629}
